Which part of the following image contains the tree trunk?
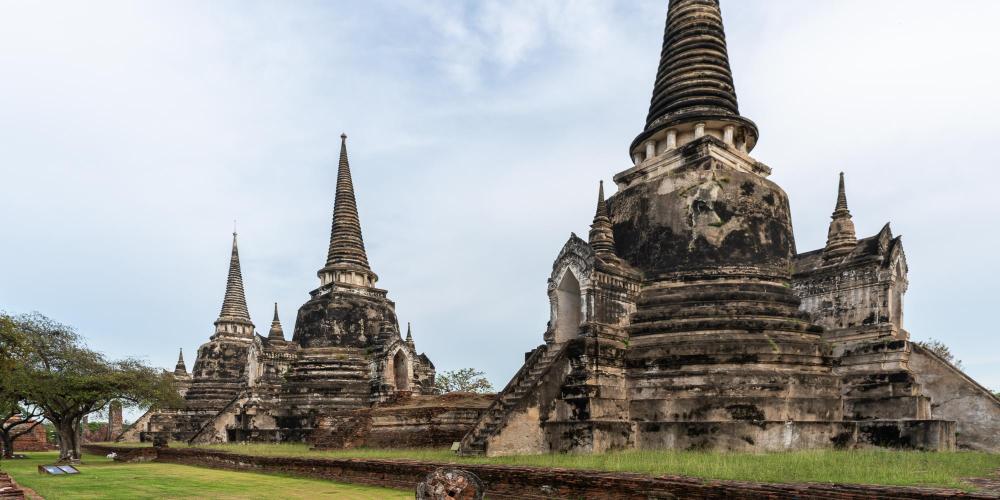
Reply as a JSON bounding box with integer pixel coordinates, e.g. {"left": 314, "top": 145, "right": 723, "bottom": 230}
{"left": 0, "top": 430, "right": 13, "bottom": 459}
{"left": 56, "top": 419, "right": 80, "bottom": 463}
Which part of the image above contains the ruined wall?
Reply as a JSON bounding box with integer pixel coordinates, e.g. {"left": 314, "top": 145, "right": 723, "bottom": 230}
{"left": 793, "top": 261, "right": 905, "bottom": 337}
{"left": 311, "top": 394, "right": 491, "bottom": 449}
{"left": 84, "top": 444, "right": 997, "bottom": 500}
{"left": 908, "top": 345, "right": 1000, "bottom": 452}
{"left": 4, "top": 419, "right": 48, "bottom": 452}
{"left": 635, "top": 420, "right": 953, "bottom": 452}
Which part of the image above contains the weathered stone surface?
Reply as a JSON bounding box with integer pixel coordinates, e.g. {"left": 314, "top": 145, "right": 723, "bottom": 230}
{"left": 415, "top": 468, "right": 484, "bottom": 500}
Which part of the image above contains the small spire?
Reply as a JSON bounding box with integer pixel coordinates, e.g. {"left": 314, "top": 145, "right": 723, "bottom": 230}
{"left": 835, "top": 172, "right": 849, "bottom": 213}
{"left": 405, "top": 322, "right": 414, "bottom": 345}
{"left": 214, "top": 231, "right": 254, "bottom": 337}
{"left": 595, "top": 180, "right": 609, "bottom": 219}
{"left": 319, "top": 133, "right": 377, "bottom": 286}
{"left": 174, "top": 348, "right": 187, "bottom": 376}
{"left": 824, "top": 172, "right": 858, "bottom": 259}
{"left": 589, "top": 181, "right": 618, "bottom": 259}
{"left": 267, "top": 302, "right": 285, "bottom": 342}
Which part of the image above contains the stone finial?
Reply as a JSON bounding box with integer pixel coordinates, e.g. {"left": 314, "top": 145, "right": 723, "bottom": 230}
{"left": 589, "top": 181, "right": 618, "bottom": 260}
{"left": 824, "top": 172, "right": 858, "bottom": 259}
{"left": 405, "top": 322, "right": 414, "bottom": 347}
{"left": 319, "top": 133, "right": 377, "bottom": 286}
{"left": 631, "top": 0, "right": 758, "bottom": 156}
{"left": 214, "top": 232, "right": 255, "bottom": 337}
{"left": 268, "top": 302, "right": 285, "bottom": 342}
{"left": 174, "top": 348, "right": 187, "bottom": 376}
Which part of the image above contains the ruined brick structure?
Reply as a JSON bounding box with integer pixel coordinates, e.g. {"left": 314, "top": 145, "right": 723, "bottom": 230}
{"left": 138, "top": 134, "right": 437, "bottom": 444}
{"left": 2, "top": 417, "right": 47, "bottom": 453}
{"left": 460, "top": 0, "right": 1000, "bottom": 455}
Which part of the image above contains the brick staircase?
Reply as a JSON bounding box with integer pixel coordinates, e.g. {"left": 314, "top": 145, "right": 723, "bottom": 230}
{"left": 458, "top": 342, "right": 567, "bottom": 455}
{"left": 0, "top": 472, "right": 25, "bottom": 499}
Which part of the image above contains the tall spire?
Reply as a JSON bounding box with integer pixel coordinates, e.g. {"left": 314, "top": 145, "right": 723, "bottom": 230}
{"left": 589, "top": 181, "right": 618, "bottom": 259}
{"left": 174, "top": 349, "right": 187, "bottom": 376}
{"left": 267, "top": 302, "right": 285, "bottom": 342}
{"left": 319, "top": 133, "right": 378, "bottom": 287}
{"left": 631, "top": 0, "right": 758, "bottom": 158}
{"left": 214, "top": 231, "right": 254, "bottom": 338}
{"left": 824, "top": 172, "right": 858, "bottom": 259}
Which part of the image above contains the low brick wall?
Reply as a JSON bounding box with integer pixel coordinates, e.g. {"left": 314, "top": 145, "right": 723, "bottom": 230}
{"left": 0, "top": 472, "right": 25, "bottom": 499}
{"left": 83, "top": 445, "right": 997, "bottom": 499}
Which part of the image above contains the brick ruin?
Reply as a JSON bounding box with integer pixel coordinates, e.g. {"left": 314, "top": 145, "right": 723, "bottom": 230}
{"left": 1, "top": 417, "right": 47, "bottom": 453}
{"left": 458, "top": 0, "right": 1000, "bottom": 456}
{"left": 135, "top": 134, "right": 444, "bottom": 444}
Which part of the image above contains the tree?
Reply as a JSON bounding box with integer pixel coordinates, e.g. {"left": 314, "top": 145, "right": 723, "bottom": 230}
{"left": 435, "top": 368, "right": 494, "bottom": 394}
{"left": 0, "top": 398, "right": 43, "bottom": 459}
{"left": 0, "top": 313, "right": 36, "bottom": 459}
{"left": 12, "top": 313, "right": 181, "bottom": 463}
{"left": 915, "top": 338, "right": 963, "bottom": 369}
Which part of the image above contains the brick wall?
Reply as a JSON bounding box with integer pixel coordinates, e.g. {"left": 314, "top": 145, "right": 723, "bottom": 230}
{"left": 83, "top": 445, "right": 994, "bottom": 499}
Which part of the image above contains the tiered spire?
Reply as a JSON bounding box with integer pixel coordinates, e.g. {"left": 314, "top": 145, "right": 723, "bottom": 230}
{"left": 174, "top": 349, "right": 188, "bottom": 376}
{"left": 631, "top": 0, "right": 758, "bottom": 155}
{"left": 319, "top": 134, "right": 377, "bottom": 286}
{"left": 214, "top": 232, "right": 254, "bottom": 338}
{"left": 405, "top": 322, "right": 414, "bottom": 348}
{"left": 589, "top": 181, "right": 618, "bottom": 260}
{"left": 824, "top": 173, "right": 858, "bottom": 258}
{"left": 267, "top": 303, "right": 285, "bottom": 342}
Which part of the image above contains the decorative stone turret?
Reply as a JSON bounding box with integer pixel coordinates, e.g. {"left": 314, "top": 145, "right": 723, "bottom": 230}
{"left": 318, "top": 134, "right": 378, "bottom": 288}
{"left": 213, "top": 232, "right": 255, "bottom": 339}
{"left": 824, "top": 172, "right": 858, "bottom": 259}
{"left": 405, "top": 322, "right": 415, "bottom": 349}
{"left": 588, "top": 181, "right": 618, "bottom": 261}
{"left": 171, "top": 348, "right": 192, "bottom": 398}
{"left": 267, "top": 303, "right": 285, "bottom": 342}
{"left": 174, "top": 349, "right": 188, "bottom": 377}
{"left": 629, "top": 0, "right": 759, "bottom": 164}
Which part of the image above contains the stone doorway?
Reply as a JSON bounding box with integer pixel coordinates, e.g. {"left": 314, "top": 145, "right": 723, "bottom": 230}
{"left": 554, "top": 271, "right": 582, "bottom": 343}
{"left": 392, "top": 350, "right": 410, "bottom": 391}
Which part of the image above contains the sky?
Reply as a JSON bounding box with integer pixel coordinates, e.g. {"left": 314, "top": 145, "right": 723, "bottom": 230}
{"left": 1, "top": 0, "right": 998, "bottom": 395}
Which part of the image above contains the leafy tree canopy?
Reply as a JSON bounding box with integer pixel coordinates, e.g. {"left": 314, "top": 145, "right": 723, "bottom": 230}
{"left": 434, "top": 368, "right": 494, "bottom": 394}
{"left": 915, "top": 338, "right": 963, "bottom": 369}
{"left": 8, "top": 313, "right": 180, "bottom": 462}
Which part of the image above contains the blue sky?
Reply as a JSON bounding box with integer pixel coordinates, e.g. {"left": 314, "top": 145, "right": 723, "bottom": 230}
{"left": 1, "top": 0, "right": 998, "bottom": 393}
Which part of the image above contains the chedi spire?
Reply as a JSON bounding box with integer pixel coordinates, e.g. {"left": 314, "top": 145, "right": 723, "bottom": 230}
{"left": 174, "top": 349, "right": 187, "bottom": 376}
{"left": 589, "top": 181, "right": 618, "bottom": 260}
{"left": 319, "top": 134, "right": 378, "bottom": 287}
{"left": 824, "top": 172, "right": 858, "bottom": 258}
{"left": 631, "top": 0, "right": 759, "bottom": 161}
{"left": 268, "top": 302, "right": 285, "bottom": 342}
{"left": 213, "top": 231, "right": 255, "bottom": 338}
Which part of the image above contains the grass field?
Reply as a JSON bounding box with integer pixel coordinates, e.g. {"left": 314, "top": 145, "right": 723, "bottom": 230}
{"left": 0, "top": 452, "right": 408, "bottom": 499}
{"left": 155, "top": 442, "right": 1000, "bottom": 491}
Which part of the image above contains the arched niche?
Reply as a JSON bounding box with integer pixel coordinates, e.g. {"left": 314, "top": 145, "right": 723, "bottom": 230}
{"left": 553, "top": 270, "right": 583, "bottom": 343}
{"left": 391, "top": 350, "right": 410, "bottom": 392}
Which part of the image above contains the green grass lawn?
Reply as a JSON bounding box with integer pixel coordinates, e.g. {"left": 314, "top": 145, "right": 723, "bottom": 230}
{"left": 0, "top": 452, "right": 408, "bottom": 499}
{"left": 149, "top": 442, "right": 1000, "bottom": 491}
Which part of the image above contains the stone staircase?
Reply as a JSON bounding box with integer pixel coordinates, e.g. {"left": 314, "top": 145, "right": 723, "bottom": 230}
{"left": 458, "top": 342, "right": 566, "bottom": 456}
